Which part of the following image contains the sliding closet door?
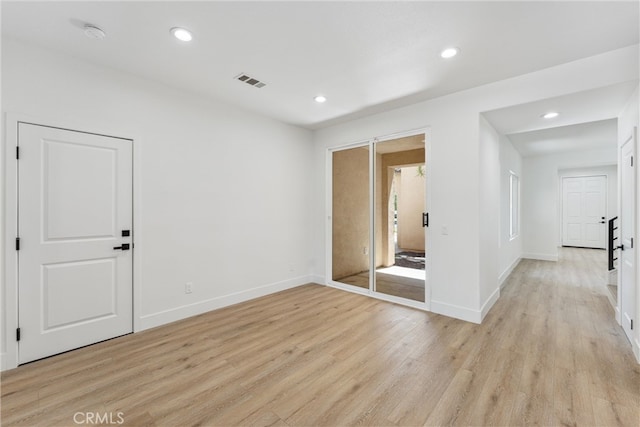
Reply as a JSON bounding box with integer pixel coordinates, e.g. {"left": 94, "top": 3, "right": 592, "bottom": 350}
{"left": 374, "top": 136, "right": 426, "bottom": 302}
{"left": 332, "top": 146, "right": 371, "bottom": 290}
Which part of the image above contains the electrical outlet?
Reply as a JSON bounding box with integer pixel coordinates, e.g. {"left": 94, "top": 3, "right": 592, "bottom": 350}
{"left": 185, "top": 282, "right": 193, "bottom": 294}
{"left": 363, "top": 246, "right": 369, "bottom": 255}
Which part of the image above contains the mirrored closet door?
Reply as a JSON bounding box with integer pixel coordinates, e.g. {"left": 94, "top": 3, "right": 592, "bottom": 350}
{"left": 330, "top": 132, "right": 427, "bottom": 305}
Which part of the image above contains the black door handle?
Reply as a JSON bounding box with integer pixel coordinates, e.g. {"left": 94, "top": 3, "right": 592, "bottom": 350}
{"left": 616, "top": 245, "right": 624, "bottom": 251}
{"left": 600, "top": 221, "right": 606, "bottom": 223}
{"left": 422, "top": 212, "right": 429, "bottom": 227}
{"left": 113, "top": 243, "right": 130, "bottom": 251}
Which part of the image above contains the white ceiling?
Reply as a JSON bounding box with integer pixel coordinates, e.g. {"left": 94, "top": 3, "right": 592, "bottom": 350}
{"left": 1, "top": 1, "right": 638, "bottom": 129}
{"left": 506, "top": 119, "right": 618, "bottom": 157}
{"left": 482, "top": 81, "right": 637, "bottom": 157}
{"left": 482, "top": 81, "right": 639, "bottom": 136}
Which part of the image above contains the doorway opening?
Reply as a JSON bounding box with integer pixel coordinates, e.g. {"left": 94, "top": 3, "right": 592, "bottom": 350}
{"left": 389, "top": 165, "right": 426, "bottom": 272}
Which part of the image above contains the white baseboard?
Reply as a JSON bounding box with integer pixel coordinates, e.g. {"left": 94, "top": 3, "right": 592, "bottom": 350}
{"left": 431, "top": 285, "right": 500, "bottom": 325}
{"left": 499, "top": 257, "right": 522, "bottom": 288}
{"left": 138, "top": 275, "right": 311, "bottom": 331}
{"left": 310, "top": 275, "right": 325, "bottom": 285}
{"left": 430, "top": 300, "right": 482, "bottom": 324}
{"left": 522, "top": 252, "right": 558, "bottom": 262}
{"left": 480, "top": 287, "right": 500, "bottom": 321}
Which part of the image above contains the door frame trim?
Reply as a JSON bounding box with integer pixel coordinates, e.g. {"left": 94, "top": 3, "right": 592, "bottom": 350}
{"left": 618, "top": 127, "right": 639, "bottom": 363}
{"left": 2, "top": 113, "right": 142, "bottom": 371}
{"left": 324, "top": 126, "right": 432, "bottom": 311}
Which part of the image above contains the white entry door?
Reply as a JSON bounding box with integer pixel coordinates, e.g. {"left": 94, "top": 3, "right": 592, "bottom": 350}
{"left": 18, "top": 123, "right": 133, "bottom": 364}
{"left": 620, "top": 129, "right": 636, "bottom": 344}
{"left": 562, "top": 176, "right": 607, "bottom": 249}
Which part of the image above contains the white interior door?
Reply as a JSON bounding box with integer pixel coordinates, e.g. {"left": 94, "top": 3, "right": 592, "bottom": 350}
{"left": 18, "top": 123, "right": 133, "bottom": 364}
{"left": 620, "top": 129, "right": 636, "bottom": 344}
{"left": 562, "top": 175, "right": 607, "bottom": 249}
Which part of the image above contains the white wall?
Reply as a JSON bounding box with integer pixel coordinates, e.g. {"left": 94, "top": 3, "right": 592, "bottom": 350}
{"left": 478, "top": 116, "right": 500, "bottom": 315}
{"left": 618, "top": 86, "right": 639, "bottom": 141}
{"left": 617, "top": 85, "right": 640, "bottom": 363}
{"left": 522, "top": 148, "right": 618, "bottom": 261}
{"left": 499, "top": 135, "right": 523, "bottom": 285}
{"left": 312, "top": 45, "right": 638, "bottom": 324}
{"left": 1, "top": 39, "right": 314, "bottom": 369}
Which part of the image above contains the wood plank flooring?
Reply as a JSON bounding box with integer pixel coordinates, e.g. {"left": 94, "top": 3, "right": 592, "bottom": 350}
{"left": 2, "top": 248, "right": 638, "bottom": 426}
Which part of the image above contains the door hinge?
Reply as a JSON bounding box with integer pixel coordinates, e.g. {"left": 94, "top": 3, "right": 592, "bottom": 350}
{"left": 632, "top": 156, "right": 634, "bottom": 167}
{"left": 16, "top": 146, "right": 20, "bottom": 160}
{"left": 15, "top": 237, "right": 20, "bottom": 251}
{"left": 422, "top": 212, "right": 429, "bottom": 227}
{"left": 632, "top": 237, "right": 635, "bottom": 249}
{"left": 631, "top": 319, "right": 634, "bottom": 330}
{"left": 16, "top": 328, "right": 21, "bottom": 341}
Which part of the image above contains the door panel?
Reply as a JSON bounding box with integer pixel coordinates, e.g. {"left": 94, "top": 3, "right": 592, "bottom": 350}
{"left": 18, "top": 123, "right": 133, "bottom": 364}
{"left": 44, "top": 140, "right": 117, "bottom": 239}
{"left": 584, "top": 224, "right": 600, "bottom": 242}
{"left": 43, "top": 259, "right": 117, "bottom": 330}
{"left": 374, "top": 136, "right": 426, "bottom": 303}
{"left": 562, "top": 175, "right": 606, "bottom": 249}
{"left": 620, "top": 129, "right": 636, "bottom": 344}
{"left": 567, "top": 224, "right": 580, "bottom": 240}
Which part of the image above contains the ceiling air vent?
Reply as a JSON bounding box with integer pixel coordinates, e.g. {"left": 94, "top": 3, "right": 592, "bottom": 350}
{"left": 235, "top": 73, "right": 266, "bottom": 88}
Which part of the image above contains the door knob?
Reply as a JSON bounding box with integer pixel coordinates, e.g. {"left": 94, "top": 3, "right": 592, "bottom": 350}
{"left": 113, "top": 243, "right": 130, "bottom": 251}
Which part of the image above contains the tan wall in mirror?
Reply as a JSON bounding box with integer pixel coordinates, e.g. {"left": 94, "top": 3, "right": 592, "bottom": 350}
{"left": 332, "top": 147, "right": 369, "bottom": 280}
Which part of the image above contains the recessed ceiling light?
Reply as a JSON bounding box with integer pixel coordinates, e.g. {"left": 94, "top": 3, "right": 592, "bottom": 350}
{"left": 440, "top": 47, "right": 459, "bottom": 59}
{"left": 83, "top": 24, "right": 106, "bottom": 40}
{"left": 171, "top": 27, "right": 193, "bottom": 42}
{"left": 542, "top": 112, "right": 559, "bottom": 119}
{"left": 314, "top": 95, "right": 327, "bottom": 103}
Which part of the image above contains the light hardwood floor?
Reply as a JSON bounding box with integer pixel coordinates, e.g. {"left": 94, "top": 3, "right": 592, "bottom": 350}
{"left": 2, "top": 248, "right": 638, "bottom": 426}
